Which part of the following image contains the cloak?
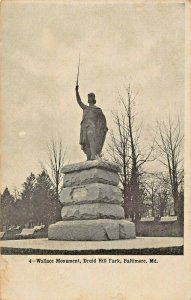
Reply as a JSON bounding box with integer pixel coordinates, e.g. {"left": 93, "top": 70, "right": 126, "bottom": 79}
{"left": 80, "top": 105, "right": 108, "bottom": 155}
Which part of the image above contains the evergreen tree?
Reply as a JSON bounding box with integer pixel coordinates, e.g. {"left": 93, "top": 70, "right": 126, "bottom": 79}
{"left": 21, "top": 173, "right": 36, "bottom": 227}
{"left": 32, "top": 171, "right": 60, "bottom": 226}
{"left": 0, "top": 187, "right": 14, "bottom": 229}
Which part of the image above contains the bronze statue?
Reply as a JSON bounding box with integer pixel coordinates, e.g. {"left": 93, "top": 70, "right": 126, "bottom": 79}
{"left": 75, "top": 85, "right": 108, "bottom": 160}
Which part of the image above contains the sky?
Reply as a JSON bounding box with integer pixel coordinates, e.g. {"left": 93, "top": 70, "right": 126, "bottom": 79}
{"left": 1, "top": 2, "right": 185, "bottom": 192}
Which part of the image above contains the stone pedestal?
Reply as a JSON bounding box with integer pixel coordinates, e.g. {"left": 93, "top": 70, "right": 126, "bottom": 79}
{"left": 48, "top": 160, "right": 136, "bottom": 241}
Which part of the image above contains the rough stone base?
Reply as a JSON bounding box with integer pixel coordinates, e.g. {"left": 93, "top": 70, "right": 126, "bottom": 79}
{"left": 61, "top": 203, "right": 125, "bottom": 220}
{"left": 62, "top": 160, "right": 121, "bottom": 188}
{"left": 48, "top": 219, "right": 136, "bottom": 241}
{"left": 60, "top": 183, "right": 123, "bottom": 206}
{"left": 63, "top": 168, "right": 119, "bottom": 187}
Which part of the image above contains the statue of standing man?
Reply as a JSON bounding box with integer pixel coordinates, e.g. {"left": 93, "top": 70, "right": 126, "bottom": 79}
{"left": 75, "top": 85, "right": 108, "bottom": 160}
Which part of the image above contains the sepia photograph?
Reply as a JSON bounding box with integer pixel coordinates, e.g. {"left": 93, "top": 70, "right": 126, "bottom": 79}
{"left": 0, "top": 0, "right": 191, "bottom": 299}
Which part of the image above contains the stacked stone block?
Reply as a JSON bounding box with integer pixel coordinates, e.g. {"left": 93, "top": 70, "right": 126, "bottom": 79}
{"left": 48, "top": 160, "right": 135, "bottom": 241}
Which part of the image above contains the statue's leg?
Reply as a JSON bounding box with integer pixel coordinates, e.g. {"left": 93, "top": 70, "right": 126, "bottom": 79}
{"left": 86, "top": 148, "right": 91, "bottom": 160}
{"left": 83, "top": 144, "right": 91, "bottom": 160}
{"left": 87, "top": 130, "right": 96, "bottom": 160}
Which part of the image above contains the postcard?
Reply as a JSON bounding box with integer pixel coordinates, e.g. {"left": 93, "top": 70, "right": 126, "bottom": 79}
{"left": 0, "top": 1, "right": 191, "bottom": 299}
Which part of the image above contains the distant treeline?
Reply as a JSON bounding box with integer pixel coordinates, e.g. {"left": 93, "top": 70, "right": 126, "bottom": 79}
{"left": 0, "top": 169, "right": 184, "bottom": 231}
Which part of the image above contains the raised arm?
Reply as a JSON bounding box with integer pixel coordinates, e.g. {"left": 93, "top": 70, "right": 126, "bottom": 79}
{"left": 75, "top": 85, "right": 86, "bottom": 109}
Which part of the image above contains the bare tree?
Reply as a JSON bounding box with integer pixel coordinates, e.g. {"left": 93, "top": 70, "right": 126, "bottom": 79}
{"left": 107, "top": 109, "right": 131, "bottom": 217}
{"left": 144, "top": 176, "right": 171, "bottom": 218}
{"left": 156, "top": 118, "right": 183, "bottom": 217}
{"left": 144, "top": 179, "right": 158, "bottom": 217}
{"left": 42, "top": 138, "right": 67, "bottom": 202}
{"left": 107, "top": 85, "right": 155, "bottom": 221}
